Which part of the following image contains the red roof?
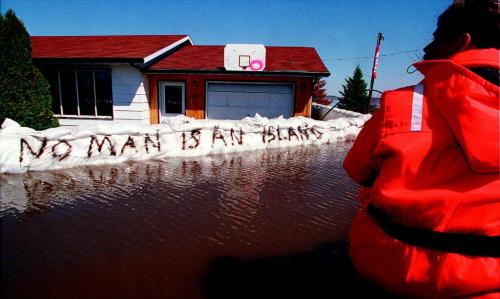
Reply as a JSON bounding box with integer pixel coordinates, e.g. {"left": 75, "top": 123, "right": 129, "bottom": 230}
{"left": 147, "top": 45, "right": 330, "bottom": 75}
{"left": 31, "top": 35, "right": 189, "bottom": 60}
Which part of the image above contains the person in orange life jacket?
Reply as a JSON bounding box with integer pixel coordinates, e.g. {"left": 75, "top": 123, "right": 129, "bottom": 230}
{"left": 343, "top": 0, "right": 499, "bottom": 298}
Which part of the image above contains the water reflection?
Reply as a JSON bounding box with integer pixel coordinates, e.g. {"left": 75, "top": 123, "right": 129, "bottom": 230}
{"left": 0, "top": 143, "right": 378, "bottom": 299}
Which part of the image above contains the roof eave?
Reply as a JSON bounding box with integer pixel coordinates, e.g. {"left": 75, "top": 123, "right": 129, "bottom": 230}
{"left": 142, "top": 69, "right": 330, "bottom": 77}
{"left": 33, "top": 58, "right": 144, "bottom": 64}
{"left": 141, "top": 36, "right": 193, "bottom": 65}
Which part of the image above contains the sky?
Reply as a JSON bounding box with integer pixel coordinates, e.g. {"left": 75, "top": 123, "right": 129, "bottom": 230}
{"left": 1, "top": 0, "right": 450, "bottom": 96}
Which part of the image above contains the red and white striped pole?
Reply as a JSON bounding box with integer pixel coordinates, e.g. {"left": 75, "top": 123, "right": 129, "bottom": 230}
{"left": 373, "top": 43, "right": 381, "bottom": 79}
{"left": 366, "top": 32, "right": 383, "bottom": 113}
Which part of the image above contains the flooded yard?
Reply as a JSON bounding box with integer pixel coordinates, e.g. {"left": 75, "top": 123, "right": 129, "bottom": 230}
{"left": 1, "top": 143, "right": 395, "bottom": 299}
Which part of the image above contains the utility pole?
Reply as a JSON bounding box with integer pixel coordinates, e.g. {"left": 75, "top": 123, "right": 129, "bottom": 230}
{"left": 366, "top": 32, "right": 384, "bottom": 113}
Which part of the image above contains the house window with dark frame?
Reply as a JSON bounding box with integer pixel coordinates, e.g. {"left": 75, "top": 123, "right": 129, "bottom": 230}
{"left": 41, "top": 69, "right": 113, "bottom": 118}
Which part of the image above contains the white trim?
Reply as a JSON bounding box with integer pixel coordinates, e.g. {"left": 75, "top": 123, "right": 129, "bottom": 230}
{"left": 53, "top": 115, "right": 113, "bottom": 120}
{"left": 57, "top": 70, "right": 63, "bottom": 114}
{"left": 158, "top": 81, "right": 185, "bottom": 122}
{"left": 75, "top": 70, "right": 81, "bottom": 116}
{"left": 205, "top": 80, "right": 296, "bottom": 86}
{"left": 143, "top": 36, "right": 193, "bottom": 64}
{"left": 410, "top": 83, "right": 424, "bottom": 131}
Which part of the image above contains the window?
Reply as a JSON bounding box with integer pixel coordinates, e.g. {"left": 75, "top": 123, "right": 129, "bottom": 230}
{"left": 41, "top": 69, "right": 113, "bottom": 117}
{"left": 164, "top": 85, "right": 183, "bottom": 114}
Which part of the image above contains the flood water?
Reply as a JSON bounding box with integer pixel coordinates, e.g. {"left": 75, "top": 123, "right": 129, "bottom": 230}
{"left": 1, "top": 143, "right": 396, "bottom": 299}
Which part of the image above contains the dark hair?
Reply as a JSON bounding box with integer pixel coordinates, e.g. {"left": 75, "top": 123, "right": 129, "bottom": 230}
{"left": 436, "top": 0, "right": 499, "bottom": 48}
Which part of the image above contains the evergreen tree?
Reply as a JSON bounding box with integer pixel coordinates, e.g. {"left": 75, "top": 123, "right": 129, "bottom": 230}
{"left": 312, "top": 79, "right": 332, "bottom": 105}
{"left": 338, "top": 65, "right": 368, "bottom": 113}
{"left": 0, "top": 9, "right": 58, "bottom": 129}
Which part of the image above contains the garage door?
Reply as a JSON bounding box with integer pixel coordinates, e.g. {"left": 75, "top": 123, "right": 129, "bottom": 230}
{"left": 206, "top": 83, "right": 294, "bottom": 120}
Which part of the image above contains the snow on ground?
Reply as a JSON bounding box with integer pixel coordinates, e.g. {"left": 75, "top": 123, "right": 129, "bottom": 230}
{"left": 312, "top": 102, "right": 365, "bottom": 120}
{"left": 0, "top": 110, "right": 371, "bottom": 173}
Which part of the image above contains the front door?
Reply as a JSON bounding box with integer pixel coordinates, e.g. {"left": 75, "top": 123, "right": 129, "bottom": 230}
{"left": 159, "top": 81, "right": 185, "bottom": 122}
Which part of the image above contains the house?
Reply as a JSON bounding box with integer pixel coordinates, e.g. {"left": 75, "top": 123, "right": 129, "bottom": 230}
{"left": 32, "top": 35, "right": 330, "bottom": 127}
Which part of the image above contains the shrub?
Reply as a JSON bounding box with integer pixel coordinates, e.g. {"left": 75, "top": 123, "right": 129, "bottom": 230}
{"left": 0, "top": 9, "right": 58, "bottom": 130}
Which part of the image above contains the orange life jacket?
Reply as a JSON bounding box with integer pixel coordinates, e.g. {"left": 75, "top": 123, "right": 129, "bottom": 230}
{"left": 344, "top": 48, "right": 500, "bottom": 299}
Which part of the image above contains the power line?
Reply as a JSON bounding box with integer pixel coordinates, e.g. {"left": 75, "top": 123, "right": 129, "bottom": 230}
{"left": 322, "top": 49, "right": 421, "bottom": 61}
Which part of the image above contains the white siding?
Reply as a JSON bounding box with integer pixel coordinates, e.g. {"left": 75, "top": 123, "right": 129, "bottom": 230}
{"left": 58, "top": 118, "right": 114, "bottom": 127}
{"left": 113, "top": 110, "right": 150, "bottom": 120}
{"left": 58, "top": 65, "right": 151, "bottom": 127}
{"left": 111, "top": 65, "right": 150, "bottom": 123}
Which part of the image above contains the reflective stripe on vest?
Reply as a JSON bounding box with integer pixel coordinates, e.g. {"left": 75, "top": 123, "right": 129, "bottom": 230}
{"left": 410, "top": 83, "right": 424, "bottom": 131}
